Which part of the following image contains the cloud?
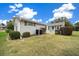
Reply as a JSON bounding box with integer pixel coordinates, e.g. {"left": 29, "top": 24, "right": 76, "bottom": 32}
{"left": 32, "top": 18, "right": 42, "bottom": 22}
{"left": 0, "top": 20, "right": 2, "bottom": 23}
{"left": 16, "top": 7, "right": 37, "bottom": 19}
{"left": 53, "top": 3, "right": 75, "bottom": 19}
{"left": 8, "top": 5, "right": 19, "bottom": 13}
{"left": 54, "top": 11, "right": 73, "bottom": 19}
{"left": 14, "top": 3, "right": 23, "bottom": 8}
{"left": 46, "top": 18, "right": 55, "bottom": 23}
{"left": 74, "top": 20, "right": 79, "bottom": 24}
{"left": 37, "top": 19, "right": 42, "bottom": 22}
{"left": 0, "top": 20, "right": 9, "bottom": 25}
{"left": 47, "top": 3, "right": 76, "bottom": 23}
{"left": 8, "top": 3, "right": 23, "bottom": 13}
{"left": 53, "top": 3, "right": 75, "bottom": 13}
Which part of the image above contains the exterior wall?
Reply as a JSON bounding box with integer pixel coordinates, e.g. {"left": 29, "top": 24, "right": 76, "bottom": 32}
{"left": 20, "top": 25, "right": 37, "bottom": 35}
{"left": 20, "top": 21, "right": 37, "bottom": 35}
{"left": 35, "top": 24, "right": 46, "bottom": 29}
{"left": 48, "top": 22, "right": 65, "bottom": 27}
{"left": 14, "top": 19, "right": 20, "bottom": 32}
{"left": 46, "top": 26, "right": 52, "bottom": 33}
{"left": 46, "top": 26, "right": 55, "bottom": 33}
{"left": 47, "top": 22, "right": 65, "bottom": 33}
{"left": 14, "top": 18, "right": 65, "bottom": 34}
{"left": 14, "top": 19, "right": 46, "bottom": 35}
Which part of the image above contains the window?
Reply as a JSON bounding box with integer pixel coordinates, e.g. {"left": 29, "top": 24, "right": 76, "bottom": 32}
{"left": 24, "top": 21, "right": 35, "bottom": 26}
{"left": 28, "top": 22, "right": 34, "bottom": 26}
{"left": 24, "top": 21, "right": 27, "bottom": 26}
{"left": 52, "top": 26, "right": 54, "bottom": 30}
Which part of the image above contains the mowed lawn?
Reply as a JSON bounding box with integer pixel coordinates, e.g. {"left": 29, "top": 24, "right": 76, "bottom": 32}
{"left": 5, "top": 31, "right": 79, "bottom": 56}
{"left": 0, "top": 31, "right": 7, "bottom": 55}
{"left": 0, "top": 31, "right": 79, "bottom": 56}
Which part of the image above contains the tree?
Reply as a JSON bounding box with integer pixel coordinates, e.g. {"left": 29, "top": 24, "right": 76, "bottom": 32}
{"left": 65, "top": 21, "right": 73, "bottom": 27}
{"left": 7, "top": 21, "right": 14, "bottom": 30}
{"left": 60, "top": 17, "right": 73, "bottom": 27}
{"left": 55, "top": 17, "right": 73, "bottom": 27}
{"left": 60, "top": 17, "right": 68, "bottom": 22}
{"left": 74, "top": 22, "right": 79, "bottom": 26}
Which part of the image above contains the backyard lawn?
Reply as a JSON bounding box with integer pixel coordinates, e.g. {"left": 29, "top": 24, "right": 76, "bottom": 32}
{"left": 0, "top": 31, "right": 79, "bottom": 56}
{"left": 0, "top": 31, "right": 7, "bottom": 55}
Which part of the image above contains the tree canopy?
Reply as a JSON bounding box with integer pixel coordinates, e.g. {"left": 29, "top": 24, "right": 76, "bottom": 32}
{"left": 7, "top": 21, "right": 14, "bottom": 30}
{"left": 74, "top": 22, "right": 79, "bottom": 26}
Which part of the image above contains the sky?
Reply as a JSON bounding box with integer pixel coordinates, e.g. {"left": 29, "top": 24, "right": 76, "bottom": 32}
{"left": 0, "top": 3, "right": 79, "bottom": 25}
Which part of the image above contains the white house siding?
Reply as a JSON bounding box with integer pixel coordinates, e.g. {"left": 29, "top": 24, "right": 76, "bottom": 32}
{"left": 19, "top": 21, "right": 36, "bottom": 35}
{"left": 14, "top": 18, "right": 46, "bottom": 35}
{"left": 20, "top": 25, "right": 37, "bottom": 35}
{"left": 47, "top": 22, "right": 65, "bottom": 33}
{"left": 14, "top": 19, "right": 20, "bottom": 32}
{"left": 35, "top": 24, "right": 46, "bottom": 29}
{"left": 46, "top": 26, "right": 55, "bottom": 34}
{"left": 20, "top": 22, "right": 46, "bottom": 35}
{"left": 46, "top": 26, "right": 52, "bottom": 33}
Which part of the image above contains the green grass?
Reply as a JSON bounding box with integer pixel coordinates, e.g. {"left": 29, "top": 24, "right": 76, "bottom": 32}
{"left": 5, "top": 31, "right": 79, "bottom": 56}
{"left": 0, "top": 32, "right": 7, "bottom": 55}
{"left": 0, "top": 31, "right": 79, "bottom": 56}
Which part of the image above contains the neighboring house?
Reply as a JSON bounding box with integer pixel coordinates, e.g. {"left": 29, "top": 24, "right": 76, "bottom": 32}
{"left": 0, "top": 23, "right": 6, "bottom": 30}
{"left": 14, "top": 16, "right": 46, "bottom": 35}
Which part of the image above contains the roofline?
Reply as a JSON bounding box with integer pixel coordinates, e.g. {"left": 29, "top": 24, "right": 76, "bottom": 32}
{"left": 14, "top": 16, "right": 46, "bottom": 26}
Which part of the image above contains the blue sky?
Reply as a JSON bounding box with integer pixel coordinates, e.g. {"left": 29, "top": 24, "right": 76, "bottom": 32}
{"left": 0, "top": 3, "right": 79, "bottom": 24}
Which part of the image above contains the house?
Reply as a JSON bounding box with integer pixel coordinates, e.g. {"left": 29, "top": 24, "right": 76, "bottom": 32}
{"left": 46, "top": 21, "right": 65, "bottom": 33}
{"left": 46, "top": 17, "right": 67, "bottom": 33}
{"left": 0, "top": 23, "right": 6, "bottom": 30}
{"left": 14, "top": 16, "right": 68, "bottom": 35}
{"left": 14, "top": 16, "right": 46, "bottom": 35}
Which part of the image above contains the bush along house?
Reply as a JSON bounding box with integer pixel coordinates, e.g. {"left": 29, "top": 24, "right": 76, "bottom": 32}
{"left": 14, "top": 16, "right": 46, "bottom": 36}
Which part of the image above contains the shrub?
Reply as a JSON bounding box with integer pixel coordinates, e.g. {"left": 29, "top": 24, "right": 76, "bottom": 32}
{"left": 5, "top": 29, "right": 9, "bottom": 33}
{"left": 22, "top": 32, "right": 30, "bottom": 38}
{"left": 9, "top": 31, "right": 20, "bottom": 40}
{"left": 55, "top": 30, "right": 60, "bottom": 34}
{"left": 5, "top": 29, "right": 13, "bottom": 33}
{"left": 60, "top": 26, "right": 73, "bottom": 35}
